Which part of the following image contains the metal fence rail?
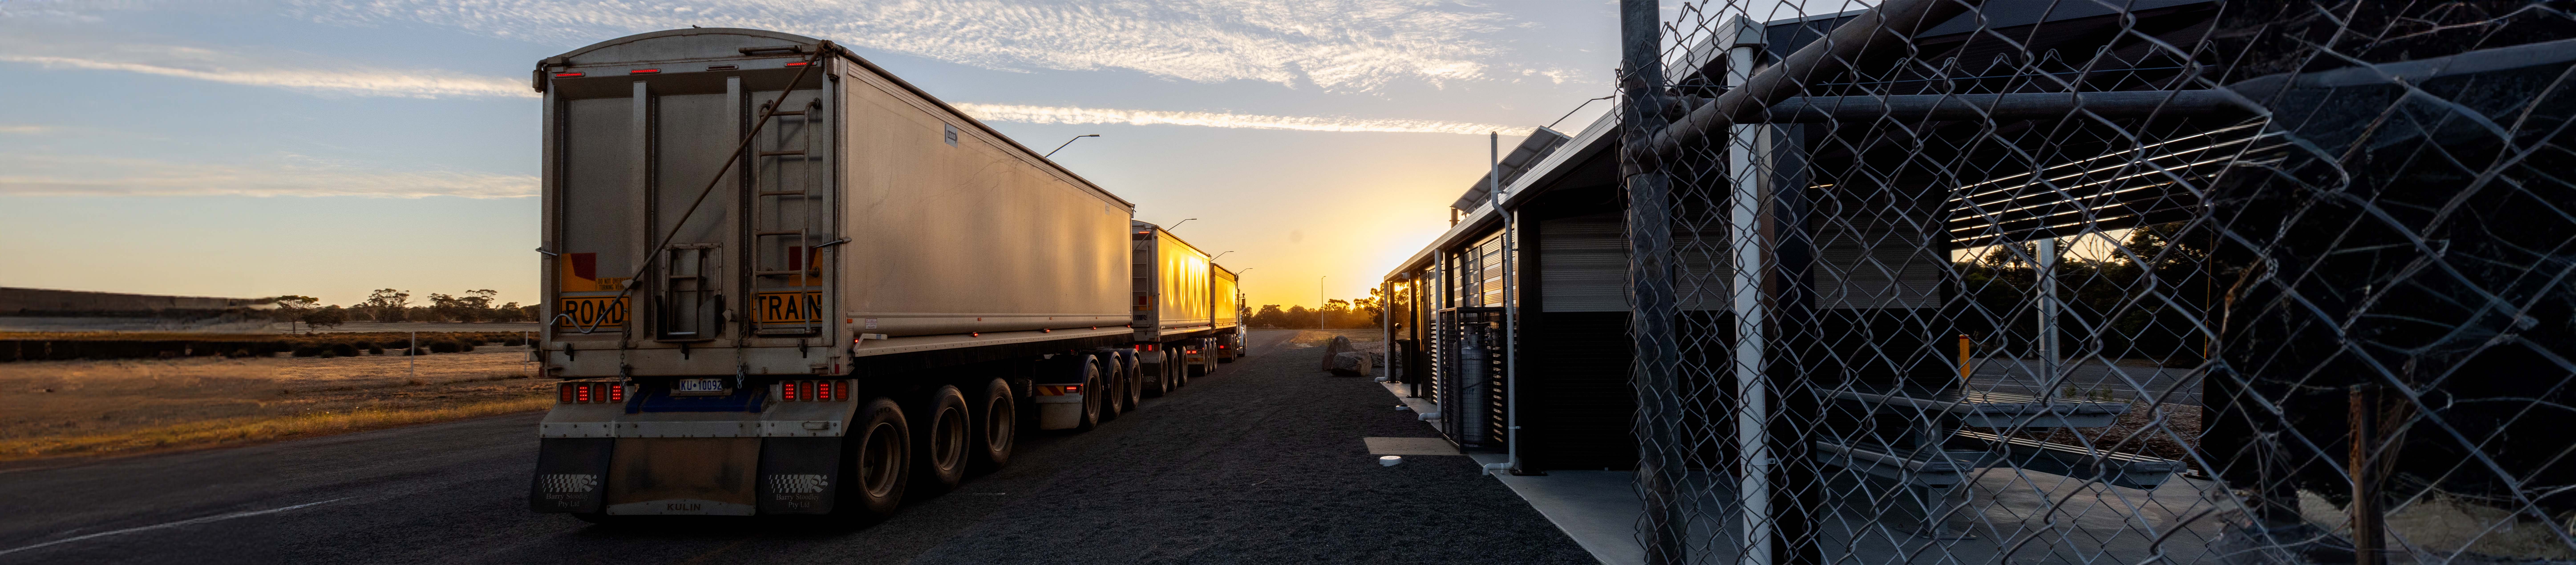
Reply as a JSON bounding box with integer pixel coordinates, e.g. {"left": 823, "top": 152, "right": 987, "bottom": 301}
{"left": 1620, "top": 1, "right": 2576, "bottom": 563}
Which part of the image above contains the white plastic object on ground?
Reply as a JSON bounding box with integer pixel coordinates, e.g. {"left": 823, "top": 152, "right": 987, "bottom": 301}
{"left": 1380, "top": 456, "right": 1403, "bottom": 466}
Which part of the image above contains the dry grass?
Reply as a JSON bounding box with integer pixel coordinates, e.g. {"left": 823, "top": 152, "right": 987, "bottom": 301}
{"left": 1, "top": 348, "right": 553, "bottom": 463}
{"left": 0, "top": 396, "right": 553, "bottom": 461}
{"left": 1278, "top": 329, "right": 1385, "bottom": 348}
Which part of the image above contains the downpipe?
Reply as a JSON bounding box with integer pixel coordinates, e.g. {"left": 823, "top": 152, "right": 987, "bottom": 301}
{"left": 1723, "top": 20, "right": 1773, "bottom": 565}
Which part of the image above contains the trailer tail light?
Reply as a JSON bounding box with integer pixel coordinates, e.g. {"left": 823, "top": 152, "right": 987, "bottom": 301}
{"left": 553, "top": 72, "right": 584, "bottom": 78}
{"left": 1035, "top": 384, "right": 1080, "bottom": 396}
{"left": 777, "top": 380, "right": 850, "bottom": 402}
{"left": 1064, "top": 384, "right": 1079, "bottom": 394}
{"left": 629, "top": 68, "right": 659, "bottom": 74}
{"left": 559, "top": 382, "right": 624, "bottom": 404}
{"left": 1141, "top": 343, "right": 1157, "bottom": 351}
{"left": 784, "top": 61, "right": 811, "bottom": 67}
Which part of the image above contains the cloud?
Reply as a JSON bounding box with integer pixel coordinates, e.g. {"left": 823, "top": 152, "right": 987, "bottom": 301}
{"left": 953, "top": 103, "right": 1513, "bottom": 135}
{"left": 0, "top": 154, "right": 537, "bottom": 198}
{"left": 0, "top": 37, "right": 534, "bottom": 99}
{"left": 0, "top": 125, "right": 50, "bottom": 134}
{"left": 293, "top": 0, "right": 1514, "bottom": 93}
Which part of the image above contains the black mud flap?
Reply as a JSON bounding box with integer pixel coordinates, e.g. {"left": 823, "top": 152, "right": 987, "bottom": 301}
{"left": 529, "top": 438, "right": 613, "bottom": 513}
{"left": 758, "top": 437, "right": 842, "bottom": 515}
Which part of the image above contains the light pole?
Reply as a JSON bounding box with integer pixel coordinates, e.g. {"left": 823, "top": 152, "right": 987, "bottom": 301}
{"left": 1044, "top": 134, "right": 1099, "bottom": 158}
{"left": 1167, "top": 218, "right": 1199, "bottom": 231}
{"left": 1211, "top": 251, "right": 1234, "bottom": 262}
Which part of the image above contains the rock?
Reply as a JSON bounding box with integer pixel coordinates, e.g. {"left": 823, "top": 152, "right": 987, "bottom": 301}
{"left": 1331, "top": 350, "right": 1373, "bottom": 377}
{"left": 1319, "top": 335, "right": 1356, "bottom": 371}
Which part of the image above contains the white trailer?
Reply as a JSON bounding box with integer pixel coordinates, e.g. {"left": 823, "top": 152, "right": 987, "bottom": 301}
{"left": 528, "top": 28, "right": 1143, "bottom": 522}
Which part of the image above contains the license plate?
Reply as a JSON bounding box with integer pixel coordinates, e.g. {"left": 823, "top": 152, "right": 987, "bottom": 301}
{"left": 675, "top": 378, "right": 729, "bottom": 394}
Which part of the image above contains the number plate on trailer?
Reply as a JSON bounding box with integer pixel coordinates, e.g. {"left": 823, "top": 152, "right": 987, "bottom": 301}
{"left": 674, "top": 378, "right": 729, "bottom": 395}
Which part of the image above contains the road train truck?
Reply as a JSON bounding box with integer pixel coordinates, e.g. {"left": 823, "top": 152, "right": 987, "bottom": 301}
{"left": 527, "top": 28, "right": 1177, "bottom": 522}
{"left": 1125, "top": 222, "right": 1245, "bottom": 394}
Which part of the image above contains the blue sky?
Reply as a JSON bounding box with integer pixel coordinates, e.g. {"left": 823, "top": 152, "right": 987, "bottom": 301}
{"left": 0, "top": 0, "right": 1840, "bottom": 308}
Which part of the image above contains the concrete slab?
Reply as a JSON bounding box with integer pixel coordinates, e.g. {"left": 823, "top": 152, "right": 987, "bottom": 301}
{"left": 1381, "top": 382, "right": 1643, "bottom": 565}
{"left": 1365, "top": 437, "right": 1463, "bottom": 456}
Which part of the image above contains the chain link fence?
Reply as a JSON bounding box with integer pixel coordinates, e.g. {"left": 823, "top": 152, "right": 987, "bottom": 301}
{"left": 1619, "top": 0, "right": 2576, "bottom": 562}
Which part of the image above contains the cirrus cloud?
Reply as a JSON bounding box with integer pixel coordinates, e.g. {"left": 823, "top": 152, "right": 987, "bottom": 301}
{"left": 293, "top": 0, "right": 1519, "bottom": 93}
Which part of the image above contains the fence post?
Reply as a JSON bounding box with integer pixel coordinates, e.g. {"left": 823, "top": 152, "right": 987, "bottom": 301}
{"left": 1618, "top": 0, "right": 1685, "bottom": 561}
{"left": 2351, "top": 384, "right": 2383, "bottom": 565}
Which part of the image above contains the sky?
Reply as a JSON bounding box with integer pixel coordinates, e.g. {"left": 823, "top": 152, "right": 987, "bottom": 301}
{"left": 0, "top": 0, "right": 1849, "bottom": 310}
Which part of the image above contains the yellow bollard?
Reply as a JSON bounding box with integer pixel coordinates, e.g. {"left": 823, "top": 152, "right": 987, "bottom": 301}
{"left": 1957, "top": 334, "right": 1972, "bottom": 385}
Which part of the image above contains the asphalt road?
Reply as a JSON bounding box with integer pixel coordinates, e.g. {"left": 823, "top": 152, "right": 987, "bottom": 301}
{"left": 0, "top": 330, "right": 1593, "bottom": 564}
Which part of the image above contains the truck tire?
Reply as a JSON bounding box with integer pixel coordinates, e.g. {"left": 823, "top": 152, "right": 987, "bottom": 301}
{"left": 914, "top": 386, "right": 970, "bottom": 494}
{"left": 838, "top": 397, "right": 911, "bottom": 523}
{"left": 1094, "top": 354, "right": 1123, "bottom": 422}
{"left": 1073, "top": 360, "right": 1104, "bottom": 432}
{"left": 1141, "top": 360, "right": 1168, "bottom": 398}
{"left": 972, "top": 378, "right": 1014, "bottom": 473}
{"left": 1121, "top": 351, "right": 1144, "bottom": 411}
{"left": 1167, "top": 349, "right": 1188, "bottom": 387}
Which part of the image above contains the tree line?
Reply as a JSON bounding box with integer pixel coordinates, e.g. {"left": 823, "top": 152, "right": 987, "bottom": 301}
{"left": 269, "top": 289, "right": 538, "bottom": 330}
{"left": 1247, "top": 288, "right": 1396, "bottom": 329}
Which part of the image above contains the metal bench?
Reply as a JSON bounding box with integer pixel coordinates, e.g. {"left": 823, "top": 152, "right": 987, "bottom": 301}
{"left": 1813, "top": 440, "right": 1983, "bottom": 538}
{"left": 1952, "top": 430, "right": 2187, "bottom": 490}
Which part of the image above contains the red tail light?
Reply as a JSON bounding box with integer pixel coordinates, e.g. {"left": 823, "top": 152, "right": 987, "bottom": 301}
{"left": 782, "top": 381, "right": 799, "bottom": 401}
{"left": 553, "top": 72, "right": 584, "bottom": 78}
{"left": 629, "top": 68, "right": 659, "bottom": 74}
{"left": 609, "top": 383, "right": 625, "bottom": 402}
{"left": 817, "top": 380, "right": 833, "bottom": 400}
{"left": 559, "top": 384, "right": 574, "bottom": 403}
{"left": 1065, "top": 384, "right": 1080, "bottom": 393}
{"left": 835, "top": 380, "right": 848, "bottom": 400}
{"left": 784, "top": 61, "right": 811, "bottom": 67}
{"left": 576, "top": 384, "right": 591, "bottom": 403}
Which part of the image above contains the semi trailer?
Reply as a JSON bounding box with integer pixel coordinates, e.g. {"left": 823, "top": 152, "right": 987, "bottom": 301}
{"left": 1126, "top": 221, "right": 1242, "bottom": 392}
{"left": 525, "top": 28, "right": 1221, "bottom": 523}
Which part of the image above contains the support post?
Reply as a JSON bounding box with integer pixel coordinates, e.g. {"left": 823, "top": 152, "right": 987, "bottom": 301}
{"left": 1497, "top": 132, "right": 1527, "bottom": 475}
{"left": 1619, "top": 0, "right": 1685, "bottom": 562}
{"left": 2038, "top": 238, "right": 2060, "bottom": 396}
{"left": 2351, "top": 384, "right": 2384, "bottom": 565}
{"left": 1721, "top": 17, "right": 1773, "bottom": 565}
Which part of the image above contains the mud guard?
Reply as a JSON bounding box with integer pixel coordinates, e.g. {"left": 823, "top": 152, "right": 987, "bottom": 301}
{"left": 529, "top": 438, "right": 614, "bottom": 513}
{"left": 757, "top": 437, "right": 843, "bottom": 514}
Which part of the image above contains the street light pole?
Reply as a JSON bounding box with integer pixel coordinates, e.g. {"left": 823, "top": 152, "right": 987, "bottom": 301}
{"left": 1044, "top": 134, "right": 1099, "bottom": 158}
{"left": 1212, "top": 251, "right": 1234, "bottom": 261}
{"left": 1168, "top": 218, "right": 1199, "bottom": 231}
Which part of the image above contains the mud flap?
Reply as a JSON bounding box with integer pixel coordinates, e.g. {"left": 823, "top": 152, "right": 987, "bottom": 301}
{"left": 529, "top": 438, "right": 614, "bottom": 513}
{"left": 757, "top": 437, "right": 842, "bottom": 515}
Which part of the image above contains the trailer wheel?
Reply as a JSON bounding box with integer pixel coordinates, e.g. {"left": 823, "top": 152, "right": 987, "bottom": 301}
{"left": 837, "top": 397, "right": 911, "bottom": 523}
{"left": 1141, "top": 360, "right": 1168, "bottom": 398}
{"left": 1074, "top": 360, "right": 1104, "bottom": 432}
{"left": 1167, "top": 349, "right": 1188, "bottom": 387}
{"left": 914, "top": 386, "right": 970, "bottom": 494}
{"left": 1094, "top": 354, "right": 1123, "bottom": 422}
{"left": 1122, "top": 351, "right": 1144, "bottom": 411}
{"left": 972, "top": 378, "right": 1014, "bottom": 472}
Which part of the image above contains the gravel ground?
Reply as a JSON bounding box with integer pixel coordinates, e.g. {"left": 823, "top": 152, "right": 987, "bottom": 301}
{"left": 0, "top": 330, "right": 1593, "bottom": 565}
{"left": 909, "top": 329, "right": 1592, "bottom": 564}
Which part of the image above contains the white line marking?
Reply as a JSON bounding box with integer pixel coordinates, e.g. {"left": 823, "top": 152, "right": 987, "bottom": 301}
{"left": 0, "top": 497, "right": 350, "bottom": 558}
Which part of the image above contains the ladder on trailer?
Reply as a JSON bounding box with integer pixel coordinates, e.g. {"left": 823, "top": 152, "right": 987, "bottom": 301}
{"left": 749, "top": 97, "right": 828, "bottom": 336}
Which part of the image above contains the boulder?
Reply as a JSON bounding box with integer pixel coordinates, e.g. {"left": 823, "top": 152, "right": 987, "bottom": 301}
{"left": 1319, "top": 335, "right": 1356, "bottom": 371}
{"left": 1331, "top": 350, "right": 1374, "bottom": 377}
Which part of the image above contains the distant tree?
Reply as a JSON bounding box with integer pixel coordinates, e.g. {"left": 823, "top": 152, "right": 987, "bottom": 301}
{"left": 269, "top": 295, "right": 320, "bottom": 324}
{"left": 1283, "top": 305, "right": 1315, "bottom": 329}
{"left": 1322, "top": 299, "right": 1353, "bottom": 328}
{"left": 359, "top": 289, "right": 410, "bottom": 322}
{"left": 490, "top": 302, "right": 529, "bottom": 323}
{"left": 303, "top": 305, "right": 348, "bottom": 330}
{"left": 1251, "top": 304, "right": 1287, "bottom": 328}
